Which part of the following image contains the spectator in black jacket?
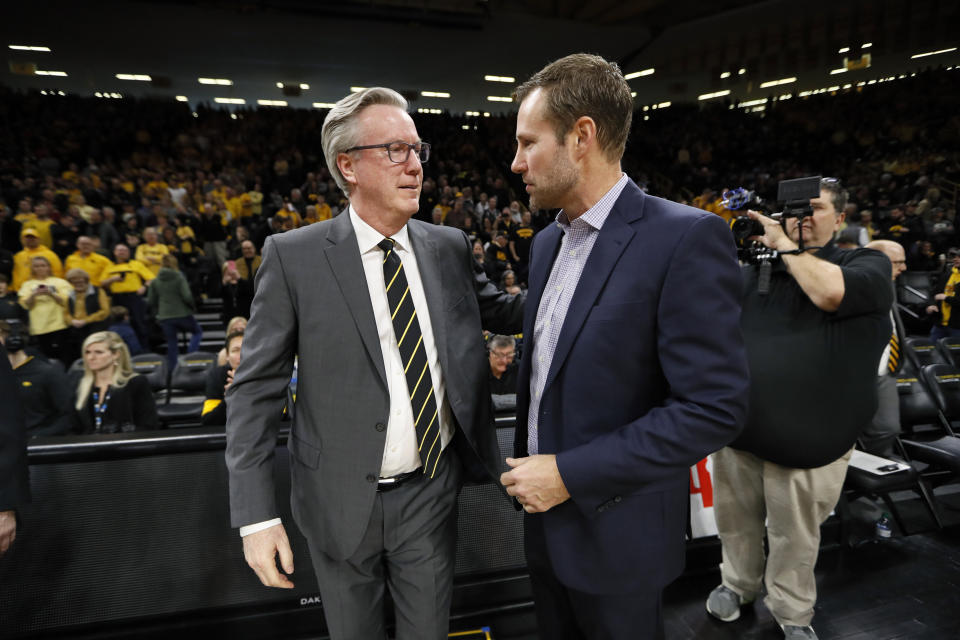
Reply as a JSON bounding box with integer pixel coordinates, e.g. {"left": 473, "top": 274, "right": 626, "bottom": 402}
{"left": 74, "top": 330, "right": 158, "bottom": 433}
{"left": 0, "top": 320, "right": 75, "bottom": 437}
{"left": 201, "top": 329, "right": 243, "bottom": 426}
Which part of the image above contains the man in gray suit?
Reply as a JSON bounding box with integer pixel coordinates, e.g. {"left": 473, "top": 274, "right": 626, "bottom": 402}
{"left": 225, "top": 87, "right": 524, "bottom": 640}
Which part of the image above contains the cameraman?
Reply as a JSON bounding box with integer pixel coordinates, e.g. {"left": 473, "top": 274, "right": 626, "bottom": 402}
{"left": 706, "top": 178, "right": 891, "bottom": 640}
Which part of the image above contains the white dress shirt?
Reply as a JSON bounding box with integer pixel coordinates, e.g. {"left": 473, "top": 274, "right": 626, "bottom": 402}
{"left": 241, "top": 206, "right": 452, "bottom": 537}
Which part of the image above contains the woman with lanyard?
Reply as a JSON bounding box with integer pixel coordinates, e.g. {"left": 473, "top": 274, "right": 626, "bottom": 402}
{"left": 74, "top": 331, "right": 159, "bottom": 433}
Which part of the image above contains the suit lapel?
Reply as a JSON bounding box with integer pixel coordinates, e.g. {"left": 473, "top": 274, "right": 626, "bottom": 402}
{"left": 543, "top": 198, "right": 637, "bottom": 393}
{"left": 406, "top": 221, "right": 450, "bottom": 379}
{"left": 323, "top": 213, "right": 388, "bottom": 388}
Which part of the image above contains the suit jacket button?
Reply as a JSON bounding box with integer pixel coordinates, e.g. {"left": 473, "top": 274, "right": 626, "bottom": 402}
{"left": 366, "top": 474, "right": 377, "bottom": 483}
{"left": 375, "top": 422, "right": 386, "bottom": 432}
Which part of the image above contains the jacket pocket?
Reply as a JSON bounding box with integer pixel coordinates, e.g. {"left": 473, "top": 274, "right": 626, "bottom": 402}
{"left": 288, "top": 432, "right": 322, "bottom": 469}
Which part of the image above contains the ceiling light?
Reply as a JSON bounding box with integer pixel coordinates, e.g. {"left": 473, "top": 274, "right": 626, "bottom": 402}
{"left": 35, "top": 70, "right": 67, "bottom": 76}
{"left": 658, "top": 101, "right": 671, "bottom": 108}
{"left": 861, "top": 43, "right": 872, "bottom": 49}
{"left": 631, "top": 92, "right": 637, "bottom": 97}
{"left": 257, "top": 100, "right": 288, "bottom": 106}
{"left": 828, "top": 85, "right": 840, "bottom": 91}
{"left": 720, "top": 71, "right": 731, "bottom": 79}
{"left": 842, "top": 84, "right": 852, "bottom": 89}
{"left": 838, "top": 47, "right": 850, "bottom": 54}
{"left": 830, "top": 68, "right": 848, "bottom": 75}
{"left": 739, "top": 98, "right": 768, "bottom": 108}
{"left": 214, "top": 97, "right": 245, "bottom": 104}
{"left": 231, "top": 113, "right": 238, "bottom": 120}
{"left": 911, "top": 47, "right": 957, "bottom": 59}
{"left": 9, "top": 45, "right": 51, "bottom": 52}
{"left": 198, "top": 77, "right": 233, "bottom": 85}
{"left": 644, "top": 115, "right": 650, "bottom": 121}
{"left": 313, "top": 102, "right": 336, "bottom": 109}
{"left": 421, "top": 91, "right": 451, "bottom": 98}
{"left": 487, "top": 96, "right": 512, "bottom": 102}
{"left": 465, "top": 111, "right": 480, "bottom": 116}
{"left": 483, "top": 112, "right": 490, "bottom": 117}
{"left": 276, "top": 82, "right": 283, "bottom": 88}
{"left": 175, "top": 96, "right": 188, "bottom": 102}
{"left": 484, "top": 75, "right": 515, "bottom": 83}
{"left": 698, "top": 90, "right": 730, "bottom": 101}
{"left": 116, "top": 74, "right": 152, "bottom": 81}
{"left": 299, "top": 83, "right": 309, "bottom": 90}
{"left": 624, "top": 68, "right": 655, "bottom": 80}
{"left": 759, "top": 77, "right": 796, "bottom": 88}
{"left": 350, "top": 86, "right": 367, "bottom": 93}
{"left": 461, "top": 125, "right": 470, "bottom": 130}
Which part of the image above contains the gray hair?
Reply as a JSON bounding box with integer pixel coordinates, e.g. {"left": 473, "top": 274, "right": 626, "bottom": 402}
{"left": 487, "top": 334, "right": 516, "bottom": 352}
{"left": 321, "top": 87, "right": 408, "bottom": 195}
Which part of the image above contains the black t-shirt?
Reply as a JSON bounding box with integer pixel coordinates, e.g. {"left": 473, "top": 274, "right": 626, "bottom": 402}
{"left": 733, "top": 243, "right": 892, "bottom": 468}
{"left": 510, "top": 225, "right": 536, "bottom": 264}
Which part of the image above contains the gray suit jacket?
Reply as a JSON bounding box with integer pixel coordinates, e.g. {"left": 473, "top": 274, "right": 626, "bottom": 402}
{"left": 225, "top": 213, "right": 523, "bottom": 560}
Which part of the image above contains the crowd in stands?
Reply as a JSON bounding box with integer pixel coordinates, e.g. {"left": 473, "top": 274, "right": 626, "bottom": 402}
{"left": 1, "top": 66, "right": 958, "bottom": 435}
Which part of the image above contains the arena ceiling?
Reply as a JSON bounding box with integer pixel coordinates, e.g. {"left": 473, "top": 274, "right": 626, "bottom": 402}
{"left": 3, "top": 0, "right": 958, "bottom": 113}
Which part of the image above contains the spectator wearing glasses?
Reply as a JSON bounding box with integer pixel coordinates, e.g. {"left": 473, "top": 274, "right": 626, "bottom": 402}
{"left": 487, "top": 334, "right": 518, "bottom": 395}
{"left": 225, "top": 86, "right": 524, "bottom": 640}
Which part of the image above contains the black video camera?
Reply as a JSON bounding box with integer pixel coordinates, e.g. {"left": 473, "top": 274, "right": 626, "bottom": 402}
{"left": 725, "top": 176, "right": 823, "bottom": 264}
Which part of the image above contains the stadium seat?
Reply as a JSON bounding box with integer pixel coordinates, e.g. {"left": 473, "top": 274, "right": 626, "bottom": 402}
{"left": 156, "top": 352, "right": 217, "bottom": 427}
{"left": 904, "top": 337, "right": 948, "bottom": 369}
{"left": 130, "top": 353, "right": 169, "bottom": 393}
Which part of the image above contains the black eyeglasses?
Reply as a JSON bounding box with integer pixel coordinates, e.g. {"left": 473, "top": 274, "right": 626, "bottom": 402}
{"left": 344, "top": 141, "right": 431, "bottom": 164}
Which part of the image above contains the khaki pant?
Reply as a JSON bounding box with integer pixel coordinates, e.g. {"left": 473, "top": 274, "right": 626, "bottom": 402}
{"left": 713, "top": 446, "right": 852, "bottom": 627}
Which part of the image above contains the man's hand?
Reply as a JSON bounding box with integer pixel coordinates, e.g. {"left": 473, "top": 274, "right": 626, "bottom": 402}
{"left": 136, "top": 286, "right": 147, "bottom": 296}
{"left": 746, "top": 210, "right": 798, "bottom": 253}
{"left": 0, "top": 510, "right": 17, "bottom": 556}
{"left": 71, "top": 319, "right": 87, "bottom": 328}
{"left": 224, "top": 368, "right": 235, "bottom": 392}
{"left": 242, "top": 523, "right": 295, "bottom": 588}
{"left": 500, "top": 455, "right": 570, "bottom": 513}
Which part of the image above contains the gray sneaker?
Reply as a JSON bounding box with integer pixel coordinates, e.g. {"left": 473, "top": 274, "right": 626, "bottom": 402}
{"left": 705, "top": 584, "right": 753, "bottom": 622}
{"left": 781, "top": 624, "right": 819, "bottom": 639}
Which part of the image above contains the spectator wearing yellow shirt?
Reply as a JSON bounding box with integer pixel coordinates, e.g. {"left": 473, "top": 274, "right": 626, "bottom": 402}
{"left": 12, "top": 229, "right": 63, "bottom": 292}
{"left": 247, "top": 185, "right": 264, "bottom": 217}
{"left": 21, "top": 204, "right": 56, "bottom": 249}
{"left": 100, "top": 245, "right": 155, "bottom": 347}
{"left": 18, "top": 256, "right": 72, "bottom": 364}
{"left": 135, "top": 227, "right": 170, "bottom": 276}
{"left": 64, "top": 237, "right": 113, "bottom": 286}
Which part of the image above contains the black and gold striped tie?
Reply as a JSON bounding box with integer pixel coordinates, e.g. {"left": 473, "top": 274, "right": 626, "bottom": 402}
{"left": 888, "top": 326, "right": 900, "bottom": 374}
{"left": 378, "top": 238, "right": 442, "bottom": 478}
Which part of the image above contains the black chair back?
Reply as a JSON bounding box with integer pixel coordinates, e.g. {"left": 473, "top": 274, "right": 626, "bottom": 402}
{"left": 919, "top": 363, "right": 960, "bottom": 427}
{"left": 130, "top": 353, "right": 168, "bottom": 392}
{"left": 170, "top": 352, "right": 217, "bottom": 394}
{"left": 937, "top": 337, "right": 960, "bottom": 367}
{"left": 905, "top": 337, "right": 947, "bottom": 369}
{"left": 897, "top": 371, "right": 940, "bottom": 429}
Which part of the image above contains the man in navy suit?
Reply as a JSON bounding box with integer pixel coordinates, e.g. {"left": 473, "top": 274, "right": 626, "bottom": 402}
{"left": 500, "top": 53, "right": 750, "bottom": 639}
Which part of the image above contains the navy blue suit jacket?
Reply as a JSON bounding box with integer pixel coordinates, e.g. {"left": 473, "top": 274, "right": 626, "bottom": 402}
{"left": 515, "top": 179, "right": 750, "bottom": 594}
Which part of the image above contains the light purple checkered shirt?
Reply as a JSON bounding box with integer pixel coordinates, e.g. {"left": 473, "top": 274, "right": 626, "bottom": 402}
{"left": 527, "top": 173, "right": 629, "bottom": 455}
